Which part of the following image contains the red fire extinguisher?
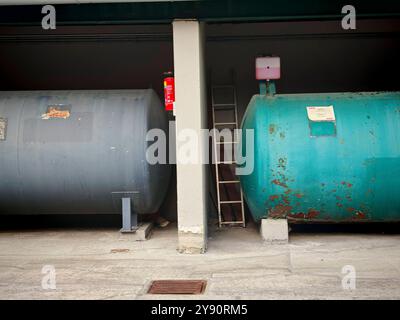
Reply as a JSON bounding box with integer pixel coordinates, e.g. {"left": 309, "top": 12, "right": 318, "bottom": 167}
{"left": 163, "top": 71, "right": 175, "bottom": 112}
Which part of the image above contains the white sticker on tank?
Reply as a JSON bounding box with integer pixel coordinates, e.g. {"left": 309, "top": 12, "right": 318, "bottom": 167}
{"left": 307, "top": 106, "right": 335, "bottom": 122}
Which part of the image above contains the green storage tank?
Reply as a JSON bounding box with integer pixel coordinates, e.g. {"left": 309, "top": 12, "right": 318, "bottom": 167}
{"left": 239, "top": 90, "right": 400, "bottom": 223}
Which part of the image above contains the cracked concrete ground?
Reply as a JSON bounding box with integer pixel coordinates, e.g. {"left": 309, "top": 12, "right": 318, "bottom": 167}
{"left": 0, "top": 223, "right": 399, "bottom": 300}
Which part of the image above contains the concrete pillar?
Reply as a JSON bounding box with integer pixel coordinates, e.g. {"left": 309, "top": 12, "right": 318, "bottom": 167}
{"left": 173, "top": 20, "right": 208, "bottom": 254}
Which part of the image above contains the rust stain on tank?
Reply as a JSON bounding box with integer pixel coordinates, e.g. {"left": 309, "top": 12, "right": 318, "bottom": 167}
{"left": 269, "top": 124, "right": 276, "bottom": 134}
{"left": 281, "top": 195, "right": 290, "bottom": 204}
{"left": 269, "top": 195, "right": 279, "bottom": 201}
{"left": 354, "top": 211, "right": 366, "bottom": 219}
{"left": 287, "top": 212, "right": 304, "bottom": 219}
{"left": 269, "top": 204, "right": 293, "bottom": 218}
{"left": 288, "top": 209, "right": 320, "bottom": 220}
{"left": 346, "top": 210, "right": 367, "bottom": 221}
{"left": 306, "top": 209, "right": 320, "bottom": 219}
{"left": 271, "top": 179, "right": 288, "bottom": 188}
{"left": 341, "top": 181, "right": 353, "bottom": 188}
{"left": 41, "top": 107, "right": 71, "bottom": 120}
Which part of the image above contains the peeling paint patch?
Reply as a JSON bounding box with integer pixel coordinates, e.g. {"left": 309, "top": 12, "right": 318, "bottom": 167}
{"left": 0, "top": 118, "right": 7, "bottom": 141}
{"left": 42, "top": 106, "right": 71, "bottom": 120}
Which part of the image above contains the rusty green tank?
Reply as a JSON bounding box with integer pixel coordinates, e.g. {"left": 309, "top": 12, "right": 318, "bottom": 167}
{"left": 239, "top": 90, "right": 400, "bottom": 223}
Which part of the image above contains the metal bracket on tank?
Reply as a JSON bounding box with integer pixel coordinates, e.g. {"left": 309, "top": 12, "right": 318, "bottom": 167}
{"left": 259, "top": 80, "right": 276, "bottom": 96}
{"left": 111, "top": 191, "right": 140, "bottom": 233}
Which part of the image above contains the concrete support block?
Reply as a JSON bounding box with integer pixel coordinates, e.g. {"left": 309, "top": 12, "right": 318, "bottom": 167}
{"left": 135, "top": 223, "right": 153, "bottom": 241}
{"left": 261, "top": 219, "right": 289, "bottom": 244}
{"left": 122, "top": 223, "right": 153, "bottom": 241}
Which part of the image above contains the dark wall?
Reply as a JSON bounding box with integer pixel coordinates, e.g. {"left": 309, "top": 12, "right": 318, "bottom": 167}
{"left": 0, "top": 25, "right": 174, "bottom": 98}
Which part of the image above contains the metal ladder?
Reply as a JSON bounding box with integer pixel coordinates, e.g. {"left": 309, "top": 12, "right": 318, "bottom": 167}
{"left": 211, "top": 85, "right": 246, "bottom": 227}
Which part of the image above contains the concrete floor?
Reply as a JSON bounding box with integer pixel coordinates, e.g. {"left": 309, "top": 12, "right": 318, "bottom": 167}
{"left": 0, "top": 223, "right": 399, "bottom": 300}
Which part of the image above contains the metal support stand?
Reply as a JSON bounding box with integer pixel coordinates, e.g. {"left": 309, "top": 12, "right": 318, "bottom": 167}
{"left": 121, "top": 197, "right": 138, "bottom": 233}
{"left": 111, "top": 191, "right": 140, "bottom": 234}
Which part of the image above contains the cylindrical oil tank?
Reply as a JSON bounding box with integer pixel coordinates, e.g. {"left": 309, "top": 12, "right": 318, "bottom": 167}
{"left": 239, "top": 91, "right": 400, "bottom": 223}
{"left": 0, "top": 89, "right": 171, "bottom": 215}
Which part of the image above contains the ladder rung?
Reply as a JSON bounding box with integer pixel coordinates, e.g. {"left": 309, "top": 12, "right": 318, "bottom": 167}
{"left": 216, "top": 141, "right": 238, "bottom": 145}
{"left": 219, "top": 180, "right": 240, "bottom": 184}
{"left": 214, "top": 122, "right": 237, "bottom": 126}
{"left": 220, "top": 200, "right": 243, "bottom": 204}
{"left": 220, "top": 221, "right": 245, "bottom": 225}
{"left": 217, "top": 161, "right": 237, "bottom": 164}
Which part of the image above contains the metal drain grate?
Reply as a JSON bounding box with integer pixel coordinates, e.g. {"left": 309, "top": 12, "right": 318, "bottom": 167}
{"left": 148, "top": 280, "right": 207, "bottom": 295}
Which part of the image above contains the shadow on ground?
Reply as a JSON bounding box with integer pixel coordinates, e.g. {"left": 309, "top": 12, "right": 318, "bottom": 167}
{"left": 0, "top": 214, "right": 399, "bottom": 235}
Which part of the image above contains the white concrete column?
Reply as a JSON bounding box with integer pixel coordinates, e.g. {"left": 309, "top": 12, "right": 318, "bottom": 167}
{"left": 173, "top": 20, "right": 208, "bottom": 254}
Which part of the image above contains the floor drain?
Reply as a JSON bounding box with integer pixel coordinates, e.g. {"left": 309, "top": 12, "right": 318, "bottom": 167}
{"left": 148, "top": 280, "right": 207, "bottom": 295}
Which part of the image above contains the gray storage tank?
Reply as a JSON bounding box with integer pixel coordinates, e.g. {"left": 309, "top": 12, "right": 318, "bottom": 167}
{"left": 0, "top": 89, "right": 171, "bottom": 215}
